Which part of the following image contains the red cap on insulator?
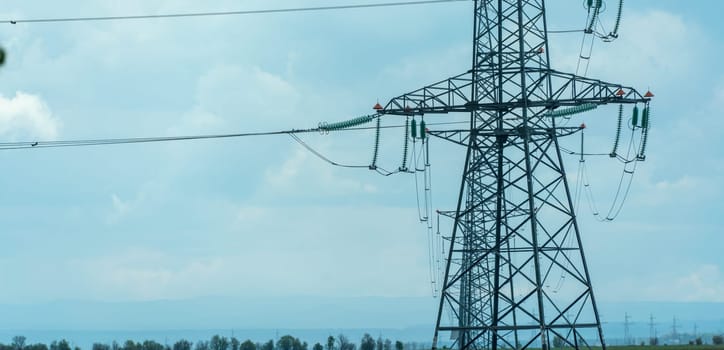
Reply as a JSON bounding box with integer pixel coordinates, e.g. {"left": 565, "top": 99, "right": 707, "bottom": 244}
{"left": 538, "top": 47, "right": 545, "bottom": 54}
{"left": 616, "top": 89, "right": 626, "bottom": 96}
{"left": 580, "top": 123, "right": 587, "bottom": 129}
{"left": 644, "top": 91, "right": 655, "bottom": 98}
{"left": 373, "top": 102, "right": 383, "bottom": 110}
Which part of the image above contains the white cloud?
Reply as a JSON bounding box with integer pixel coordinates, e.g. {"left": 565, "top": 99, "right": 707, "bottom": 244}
{"left": 674, "top": 264, "right": 724, "bottom": 302}
{"left": 264, "top": 147, "right": 307, "bottom": 189}
{"left": 594, "top": 263, "right": 724, "bottom": 303}
{"left": 62, "top": 202, "right": 432, "bottom": 302}
{"left": 110, "top": 194, "right": 131, "bottom": 219}
{"left": 72, "top": 248, "right": 225, "bottom": 301}
{"left": 261, "top": 144, "right": 379, "bottom": 197}
{"left": 194, "top": 64, "right": 301, "bottom": 128}
{"left": 0, "top": 91, "right": 59, "bottom": 140}
{"left": 551, "top": 9, "right": 701, "bottom": 86}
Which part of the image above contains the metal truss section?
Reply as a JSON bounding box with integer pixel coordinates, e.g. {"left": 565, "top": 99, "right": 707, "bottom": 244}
{"left": 432, "top": 129, "right": 606, "bottom": 350}
{"left": 373, "top": 1, "right": 651, "bottom": 350}
{"left": 381, "top": 69, "right": 647, "bottom": 117}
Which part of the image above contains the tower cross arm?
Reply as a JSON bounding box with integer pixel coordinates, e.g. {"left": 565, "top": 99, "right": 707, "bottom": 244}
{"left": 545, "top": 69, "right": 651, "bottom": 107}
{"left": 377, "top": 68, "right": 651, "bottom": 117}
{"left": 379, "top": 71, "right": 475, "bottom": 116}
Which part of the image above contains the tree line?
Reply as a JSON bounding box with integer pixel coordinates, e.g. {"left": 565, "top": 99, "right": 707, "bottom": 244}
{"left": 0, "top": 334, "right": 409, "bottom": 350}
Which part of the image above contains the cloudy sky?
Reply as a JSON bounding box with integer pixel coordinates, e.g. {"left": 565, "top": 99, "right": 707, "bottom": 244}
{"left": 0, "top": 0, "right": 721, "bottom": 310}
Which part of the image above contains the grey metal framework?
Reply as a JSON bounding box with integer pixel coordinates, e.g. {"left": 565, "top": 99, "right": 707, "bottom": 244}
{"left": 376, "top": 1, "right": 651, "bottom": 350}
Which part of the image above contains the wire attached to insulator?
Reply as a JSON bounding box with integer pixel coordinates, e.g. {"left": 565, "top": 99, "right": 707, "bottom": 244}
{"left": 609, "top": 0, "right": 624, "bottom": 38}
{"left": 400, "top": 117, "right": 410, "bottom": 172}
{"left": 638, "top": 104, "right": 651, "bottom": 160}
{"left": 587, "top": 0, "right": 602, "bottom": 33}
{"left": 610, "top": 104, "right": 623, "bottom": 157}
{"left": 370, "top": 118, "right": 381, "bottom": 169}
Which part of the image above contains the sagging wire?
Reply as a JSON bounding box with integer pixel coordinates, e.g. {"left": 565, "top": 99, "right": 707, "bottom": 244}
{"left": 317, "top": 111, "right": 443, "bottom": 295}
{"left": 291, "top": 113, "right": 410, "bottom": 176}
{"left": 435, "top": 210, "right": 445, "bottom": 297}
{"left": 424, "top": 138, "right": 439, "bottom": 296}
{"left": 288, "top": 133, "right": 369, "bottom": 169}
{"left": 571, "top": 106, "right": 645, "bottom": 222}
{"left": 411, "top": 120, "right": 439, "bottom": 295}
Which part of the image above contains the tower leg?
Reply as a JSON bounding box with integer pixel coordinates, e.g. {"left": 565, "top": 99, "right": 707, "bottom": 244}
{"left": 434, "top": 130, "right": 606, "bottom": 350}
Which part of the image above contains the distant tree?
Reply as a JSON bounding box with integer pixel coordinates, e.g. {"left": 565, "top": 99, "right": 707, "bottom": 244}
{"left": 360, "top": 334, "right": 375, "bottom": 350}
{"left": 240, "top": 340, "right": 256, "bottom": 350}
{"left": 112, "top": 341, "right": 121, "bottom": 350}
{"left": 231, "top": 339, "right": 240, "bottom": 350}
{"left": 93, "top": 344, "right": 111, "bottom": 350}
{"left": 696, "top": 337, "right": 703, "bottom": 346}
{"left": 375, "top": 338, "right": 382, "bottom": 350}
{"left": 174, "top": 340, "right": 193, "bottom": 350}
{"left": 25, "top": 344, "right": 48, "bottom": 350}
{"left": 0, "top": 345, "right": 14, "bottom": 350}
{"left": 394, "top": 342, "right": 403, "bottom": 350}
{"left": 51, "top": 340, "right": 71, "bottom": 350}
{"left": 12, "top": 336, "right": 26, "bottom": 350}
{"left": 326, "top": 337, "right": 335, "bottom": 350}
{"left": 195, "top": 341, "right": 210, "bottom": 350}
{"left": 142, "top": 340, "right": 164, "bottom": 350}
{"left": 313, "top": 343, "right": 323, "bottom": 350}
{"left": 260, "top": 340, "right": 273, "bottom": 350}
{"left": 278, "top": 336, "right": 296, "bottom": 350}
{"left": 123, "top": 341, "right": 140, "bottom": 350}
{"left": 649, "top": 337, "right": 659, "bottom": 346}
{"left": 382, "top": 340, "right": 391, "bottom": 350}
{"left": 337, "top": 335, "right": 354, "bottom": 350}
{"left": 210, "top": 336, "right": 230, "bottom": 350}
{"left": 552, "top": 336, "right": 565, "bottom": 348}
{"left": 712, "top": 335, "right": 723, "bottom": 345}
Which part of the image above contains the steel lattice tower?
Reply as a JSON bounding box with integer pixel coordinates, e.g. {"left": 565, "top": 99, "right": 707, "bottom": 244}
{"left": 375, "top": 1, "right": 651, "bottom": 350}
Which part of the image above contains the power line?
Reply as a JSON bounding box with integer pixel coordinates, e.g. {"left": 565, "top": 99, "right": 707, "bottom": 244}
{"left": 3, "top": 0, "right": 470, "bottom": 25}
{"left": 547, "top": 29, "right": 585, "bottom": 34}
{"left": 288, "top": 133, "right": 369, "bottom": 169}
{"left": 0, "top": 128, "right": 312, "bottom": 150}
{"left": 0, "top": 120, "right": 467, "bottom": 151}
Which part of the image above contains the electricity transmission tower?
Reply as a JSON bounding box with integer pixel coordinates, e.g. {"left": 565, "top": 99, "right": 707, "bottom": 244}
{"left": 624, "top": 313, "right": 633, "bottom": 345}
{"left": 374, "top": 1, "right": 651, "bottom": 350}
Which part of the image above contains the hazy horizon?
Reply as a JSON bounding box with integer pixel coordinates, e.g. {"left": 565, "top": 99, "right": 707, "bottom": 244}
{"left": 0, "top": 2, "right": 722, "bottom": 348}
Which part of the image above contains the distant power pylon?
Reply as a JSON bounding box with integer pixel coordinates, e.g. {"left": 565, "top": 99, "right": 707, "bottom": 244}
{"left": 672, "top": 316, "right": 678, "bottom": 343}
{"left": 649, "top": 314, "right": 658, "bottom": 344}
{"left": 624, "top": 313, "right": 632, "bottom": 345}
{"left": 374, "top": 1, "right": 652, "bottom": 350}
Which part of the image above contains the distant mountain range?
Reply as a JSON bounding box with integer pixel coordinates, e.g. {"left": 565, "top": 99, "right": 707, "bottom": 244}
{"left": 0, "top": 297, "right": 721, "bottom": 348}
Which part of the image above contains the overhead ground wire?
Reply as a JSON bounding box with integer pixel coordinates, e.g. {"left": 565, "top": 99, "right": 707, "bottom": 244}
{"left": 3, "top": 0, "right": 470, "bottom": 24}
{"left": 0, "top": 120, "right": 468, "bottom": 151}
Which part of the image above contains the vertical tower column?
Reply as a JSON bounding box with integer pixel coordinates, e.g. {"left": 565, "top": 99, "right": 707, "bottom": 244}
{"left": 432, "top": 1, "right": 607, "bottom": 349}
